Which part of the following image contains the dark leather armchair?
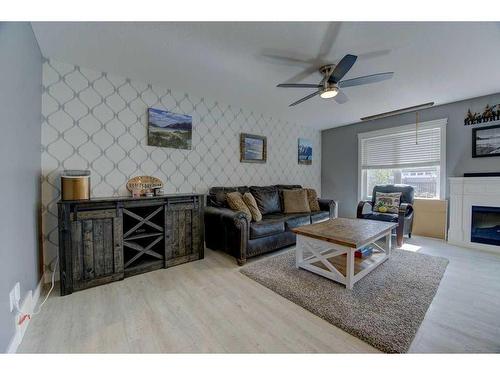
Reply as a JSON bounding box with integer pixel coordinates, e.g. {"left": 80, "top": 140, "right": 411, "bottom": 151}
{"left": 357, "top": 184, "right": 414, "bottom": 247}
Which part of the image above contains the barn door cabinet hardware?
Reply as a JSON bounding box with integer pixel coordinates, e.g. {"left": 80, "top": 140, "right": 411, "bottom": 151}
{"left": 57, "top": 194, "right": 204, "bottom": 295}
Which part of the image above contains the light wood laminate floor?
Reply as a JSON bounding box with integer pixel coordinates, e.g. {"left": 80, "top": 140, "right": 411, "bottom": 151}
{"left": 19, "top": 236, "right": 500, "bottom": 353}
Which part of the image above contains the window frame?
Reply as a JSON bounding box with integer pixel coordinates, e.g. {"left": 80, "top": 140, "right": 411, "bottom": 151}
{"left": 357, "top": 118, "right": 447, "bottom": 201}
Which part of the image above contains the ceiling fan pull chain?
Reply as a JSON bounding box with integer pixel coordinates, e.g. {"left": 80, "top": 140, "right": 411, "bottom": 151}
{"left": 415, "top": 111, "right": 419, "bottom": 145}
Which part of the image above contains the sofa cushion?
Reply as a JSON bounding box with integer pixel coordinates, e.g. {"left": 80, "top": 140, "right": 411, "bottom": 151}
{"left": 250, "top": 218, "right": 285, "bottom": 239}
{"left": 242, "top": 192, "right": 262, "bottom": 222}
{"left": 260, "top": 213, "right": 285, "bottom": 220}
{"left": 362, "top": 212, "right": 399, "bottom": 222}
{"left": 276, "top": 184, "right": 302, "bottom": 208}
{"left": 226, "top": 192, "right": 252, "bottom": 222}
{"left": 305, "top": 188, "right": 321, "bottom": 212}
{"left": 208, "top": 186, "right": 249, "bottom": 208}
{"left": 275, "top": 184, "right": 302, "bottom": 190}
{"left": 249, "top": 186, "right": 281, "bottom": 215}
{"left": 283, "top": 189, "right": 311, "bottom": 214}
{"left": 311, "top": 210, "right": 330, "bottom": 223}
{"left": 284, "top": 214, "right": 311, "bottom": 229}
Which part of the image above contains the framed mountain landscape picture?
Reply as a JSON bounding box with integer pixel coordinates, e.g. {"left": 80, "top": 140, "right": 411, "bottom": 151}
{"left": 298, "top": 138, "right": 312, "bottom": 165}
{"left": 147, "top": 108, "right": 192, "bottom": 150}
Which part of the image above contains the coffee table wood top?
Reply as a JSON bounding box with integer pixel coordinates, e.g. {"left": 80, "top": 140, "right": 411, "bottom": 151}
{"left": 292, "top": 218, "right": 397, "bottom": 248}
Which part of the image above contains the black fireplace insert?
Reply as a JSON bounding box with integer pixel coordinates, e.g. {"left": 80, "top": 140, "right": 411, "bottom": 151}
{"left": 471, "top": 206, "right": 500, "bottom": 246}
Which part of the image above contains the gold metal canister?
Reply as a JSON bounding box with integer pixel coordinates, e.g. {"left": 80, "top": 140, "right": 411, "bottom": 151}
{"left": 61, "top": 175, "right": 90, "bottom": 200}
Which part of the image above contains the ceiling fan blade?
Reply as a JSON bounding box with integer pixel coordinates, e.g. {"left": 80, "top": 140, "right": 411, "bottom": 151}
{"left": 289, "top": 91, "right": 320, "bottom": 107}
{"left": 338, "top": 72, "right": 394, "bottom": 88}
{"left": 334, "top": 90, "right": 349, "bottom": 104}
{"left": 277, "top": 83, "right": 321, "bottom": 88}
{"left": 329, "top": 54, "right": 358, "bottom": 83}
{"left": 318, "top": 22, "right": 342, "bottom": 58}
{"left": 283, "top": 66, "right": 320, "bottom": 84}
{"left": 357, "top": 49, "right": 391, "bottom": 61}
{"left": 260, "top": 51, "right": 312, "bottom": 67}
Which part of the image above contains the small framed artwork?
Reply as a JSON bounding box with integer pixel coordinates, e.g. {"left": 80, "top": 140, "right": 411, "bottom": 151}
{"left": 472, "top": 124, "right": 500, "bottom": 158}
{"left": 147, "top": 108, "right": 192, "bottom": 150}
{"left": 298, "top": 138, "right": 312, "bottom": 165}
{"left": 240, "top": 133, "right": 267, "bottom": 163}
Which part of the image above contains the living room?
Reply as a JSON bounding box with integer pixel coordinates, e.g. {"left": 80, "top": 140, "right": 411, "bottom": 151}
{"left": 1, "top": 1, "right": 500, "bottom": 373}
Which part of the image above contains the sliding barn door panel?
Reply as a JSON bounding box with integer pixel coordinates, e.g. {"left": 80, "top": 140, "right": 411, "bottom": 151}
{"left": 165, "top": 198, "right": 204, "bottom": 267}
{"left": 69, "top": 209, "right": 124, "bottom": 292}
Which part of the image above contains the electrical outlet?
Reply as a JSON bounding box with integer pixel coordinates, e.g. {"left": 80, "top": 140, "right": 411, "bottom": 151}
{"left": 9, "top": 282, "right": 20, "bottom": 312}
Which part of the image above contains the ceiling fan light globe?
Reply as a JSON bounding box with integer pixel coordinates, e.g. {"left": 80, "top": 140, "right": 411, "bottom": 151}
{"left": 320, "top": 87, "right": 339, "bottom": 99}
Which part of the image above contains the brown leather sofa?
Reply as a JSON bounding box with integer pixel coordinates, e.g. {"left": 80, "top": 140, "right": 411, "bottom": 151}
{"left": 205, "top": 185, "right": 337, "bottom": 265}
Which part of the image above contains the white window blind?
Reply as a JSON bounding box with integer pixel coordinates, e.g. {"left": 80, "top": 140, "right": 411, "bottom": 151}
{"left": 360, "top": 120, "right": 444, "bottom": 170}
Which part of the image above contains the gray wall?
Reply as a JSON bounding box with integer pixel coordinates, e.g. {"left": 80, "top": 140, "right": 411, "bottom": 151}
{"left": 322, "top": 93, "right": 500, "bottom": 218}
{"left": 0, "top": 23, "right": 42, "bottom": 352}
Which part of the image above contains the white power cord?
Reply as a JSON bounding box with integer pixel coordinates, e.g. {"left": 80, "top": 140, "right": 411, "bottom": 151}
{"left": 32, "top": 257, "right": 58, "bottom": 316}
{"left": 15, "top": 257, "right": 58, "bottom": 323}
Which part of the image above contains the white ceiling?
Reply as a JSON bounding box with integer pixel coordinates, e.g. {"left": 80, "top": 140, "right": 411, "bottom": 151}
{"left": 32, "top": 22, "right": 500, "bottom": 130}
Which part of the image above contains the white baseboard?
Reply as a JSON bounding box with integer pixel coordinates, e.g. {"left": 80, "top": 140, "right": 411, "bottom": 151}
{"left": 448, "top": 239, "right": 500, "bottom": 256}
{"left": 5, "top": 273, "right": 45, "bottom": 353}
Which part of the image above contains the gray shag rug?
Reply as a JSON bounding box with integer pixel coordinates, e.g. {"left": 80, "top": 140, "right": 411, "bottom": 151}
{"left": 240, "top": 248, "right": 448, "bottom": 353}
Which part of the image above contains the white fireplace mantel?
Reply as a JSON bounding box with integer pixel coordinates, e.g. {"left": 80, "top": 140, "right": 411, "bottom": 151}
{"left": 448, "top": 177, "right": 500, "bottom": 254}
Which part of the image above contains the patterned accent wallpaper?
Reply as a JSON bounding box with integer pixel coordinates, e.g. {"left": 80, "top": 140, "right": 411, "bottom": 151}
{"left": 41, "top": 58, "right": 321, "bottom": 268}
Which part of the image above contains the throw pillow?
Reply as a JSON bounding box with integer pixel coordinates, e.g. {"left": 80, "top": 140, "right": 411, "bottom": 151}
{"left": 226, "top": 192, "right": 252, "bottom": 221}
{"left": 283, "top": 189, "right": 311, "bottom": 214}
{"left": 277, "top": 185, "right": 302, "bottom": 210}
{"left": 305, "top": 188, "right": 321, "bottom": 212}
{"left": 373, "top": 192, "right": 402, "bottom": 214}
{"left": 249, "top": 186, "right": 282, "bottom": 215}
{"left": 242, "top": 192, "right": 262, "bottom": 222}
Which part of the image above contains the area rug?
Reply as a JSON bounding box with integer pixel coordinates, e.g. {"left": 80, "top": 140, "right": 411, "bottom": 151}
{"left": 240, "top": 248, "right": 448, "bottom": 353}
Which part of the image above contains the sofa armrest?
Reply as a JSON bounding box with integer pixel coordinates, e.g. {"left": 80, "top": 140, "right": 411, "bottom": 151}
{"left": 395, "top": 203, "right": 414, "bottom": 247}
{"left": 205, "top": 206, "right": 249, "bottom": 222}
{"left": 398, "top": 203, "right": 414, "bottom": 218}
{"left": 204, "top": 206, "right": 249, "bottom": 265}
{"left": 318, "top": 198, "right": 338, "bottom": 218}
{"left": 357, "top": 200, "right": 373, "bottom": 218}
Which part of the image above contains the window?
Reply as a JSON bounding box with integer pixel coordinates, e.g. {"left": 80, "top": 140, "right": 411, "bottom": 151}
{"left": 358, "top": 119, "right": 446, "bottom": 200}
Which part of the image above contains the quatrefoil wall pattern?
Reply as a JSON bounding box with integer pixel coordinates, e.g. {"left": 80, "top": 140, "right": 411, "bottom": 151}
{"left": 41, "top": 58, "right": 321, "bottom": 268}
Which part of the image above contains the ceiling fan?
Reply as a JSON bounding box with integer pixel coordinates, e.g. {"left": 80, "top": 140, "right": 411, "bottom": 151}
{"left": 277, "top": 54, "right": 394, "bottom": 107}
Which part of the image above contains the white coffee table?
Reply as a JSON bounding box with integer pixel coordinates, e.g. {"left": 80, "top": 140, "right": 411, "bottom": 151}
{"left": 293, "top": 218, "right": 397, "bottom": 289}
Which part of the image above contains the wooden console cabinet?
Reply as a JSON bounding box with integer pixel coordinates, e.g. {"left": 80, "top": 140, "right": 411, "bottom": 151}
{"left": 58, "top": 194, "right": 204, "bottom": 295}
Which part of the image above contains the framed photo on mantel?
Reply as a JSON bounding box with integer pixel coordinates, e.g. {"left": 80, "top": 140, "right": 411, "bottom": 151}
{"left": 240, "top": 133, "right": 267, "bottom": 163}
{"left": 472, "top": 124, "right": 500, "bottom": 158}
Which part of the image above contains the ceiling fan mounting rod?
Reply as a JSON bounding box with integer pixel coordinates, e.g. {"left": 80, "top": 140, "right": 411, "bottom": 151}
{"left": 319, "top": 64, "right": 335, "bottom": 76}
{"left": 319, "top": 64, "right": 335, "bottom": 87}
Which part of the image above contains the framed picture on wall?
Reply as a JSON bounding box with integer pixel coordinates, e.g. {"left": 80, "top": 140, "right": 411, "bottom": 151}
{"left": 298, "top": 138, "right": 312, "bottom": 165}
{"left": 147, "top": 108, "right": 192, "bottom": 150}
{"left": 472, "top": 124, "right": 500, "bottom": 158}
{"left": 240, "top": 133, "right": 267, "bottom": 163}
